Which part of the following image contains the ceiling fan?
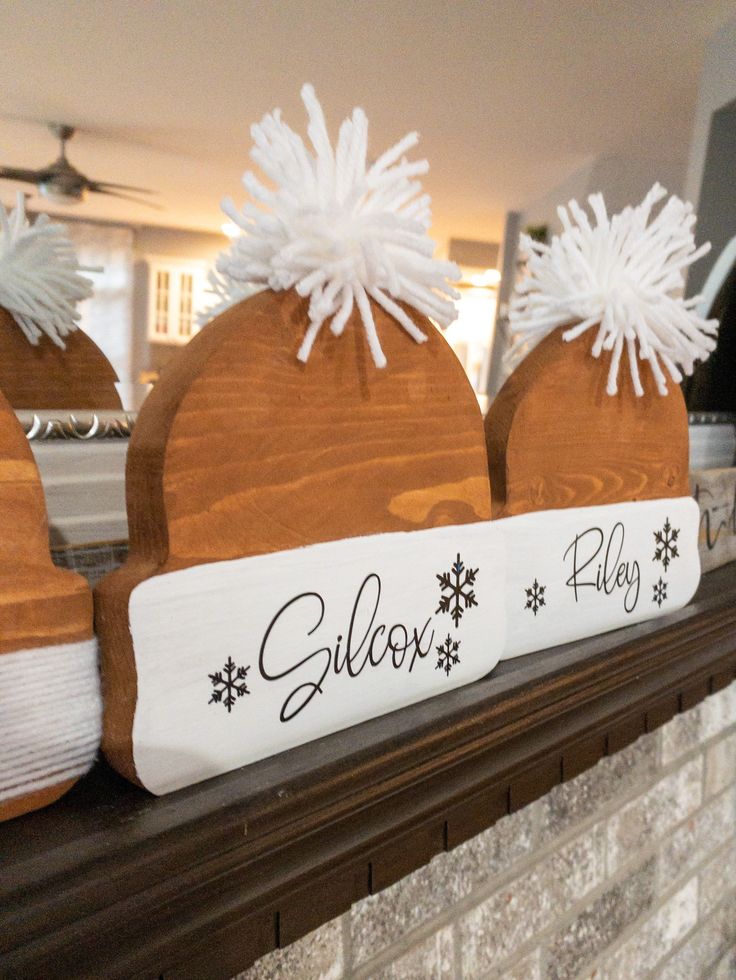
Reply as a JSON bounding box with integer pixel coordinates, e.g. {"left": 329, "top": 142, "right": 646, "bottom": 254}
{"left": 0, "top": 123, "right": 161, "bottom": 208}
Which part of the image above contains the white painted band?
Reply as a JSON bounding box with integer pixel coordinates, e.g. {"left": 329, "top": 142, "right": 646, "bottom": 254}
{"left": 129, "top": 522, "right": 504, "bottom": 795}
{"left": 498, "top": 496, "right": 701, "bottom": 660}
{"left": 0, "top": 638, "right": 101, "bottom": 804}
{"left": 123, "top": 499, "right": 702, "bottom": 795}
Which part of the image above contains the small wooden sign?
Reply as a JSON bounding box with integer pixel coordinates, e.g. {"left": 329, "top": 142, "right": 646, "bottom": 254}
{"left": 690, "top": 467, "right": 736, "bottom": 573}
{"left": 0, "top": 307, "right": 122, "bottom": 410}
{"left": 97, "top": 290, "right": 501, "bottom": 794}
{"left": 486, "top": 327, "right": 701, "bottom": 660}
{"left": 485, "top": 327, "right": 689, "bottom": 517}
{"left": 0, "top": 387, "right": 100, "bottom": 820}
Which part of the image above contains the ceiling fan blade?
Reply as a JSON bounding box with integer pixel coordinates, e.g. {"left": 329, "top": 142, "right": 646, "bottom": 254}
{"left": 0, "top": 166, "right": 43, "bottom": 185}
{"left": 88, "top": 180, "right": 157, "bottom": 195}
{"left": 94, "top": 187, "right": 165, "bottom": 210}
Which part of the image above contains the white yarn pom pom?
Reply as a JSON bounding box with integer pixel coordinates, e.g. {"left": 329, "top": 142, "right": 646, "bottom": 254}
{"left": 0, "top": 193, "right": 93, "bottom": 347}
{"left": 215, "top": 84, "right": 460, "bottom": 368}
{"left": 509, "top": 184, "right": 719, "bottom": 396}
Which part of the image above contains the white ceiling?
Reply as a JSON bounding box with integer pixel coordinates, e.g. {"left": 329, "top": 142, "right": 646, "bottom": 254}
{"left": 0, "top": 0, "right": 733, "bottom": 248}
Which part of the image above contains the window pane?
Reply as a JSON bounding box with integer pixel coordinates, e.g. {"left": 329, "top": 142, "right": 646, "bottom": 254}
{"left": 155, "top": 270, "right": 170, "bottom": 334}
{"left": 179, "top": 273, "right": 193, "bottom": 338}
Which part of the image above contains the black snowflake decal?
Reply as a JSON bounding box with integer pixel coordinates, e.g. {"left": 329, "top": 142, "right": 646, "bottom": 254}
{"left": 436, "top": 634, "right": 461, "bottom": 676}
{"left": 524, "top": 578, "right": 546, "bottom": 616}
{"left": 653, "top": 518, "right": 680, "bottom": 571}
{"left": 209, "top": 656, "right": 250, "bottom": 713}
{"left": 436, "top": 553, "right": 478, "bottom": 627}
{"left": 652, "top": 577, "right": 668, "bottom": 607}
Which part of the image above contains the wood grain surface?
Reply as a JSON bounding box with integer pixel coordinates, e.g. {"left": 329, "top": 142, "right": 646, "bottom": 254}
{"left": 0, "top": 307, "right": 122, "bottom": 410}
{"left": 484, "top": 326, "right": 689, "bottom": 518}
{"left": 0, "top": 385, "right": 93, "bottom": 820}
{"left": 96, "top": 289, "right": 491, "bottom": 785}
{"left": 0, "top": 779, "right": 78, "bottom": 823}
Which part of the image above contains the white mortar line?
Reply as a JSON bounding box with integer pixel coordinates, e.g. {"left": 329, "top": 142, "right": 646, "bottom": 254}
{"left": 340, "top": 912, "right": 353, "bottom": 977}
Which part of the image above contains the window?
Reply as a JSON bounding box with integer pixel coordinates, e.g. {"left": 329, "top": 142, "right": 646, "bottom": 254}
{"left": 178, "top": 273, "right": 194, "bottom": 338}
{"left": 146, "top": 260, "right": 208, "bottom": 345}
{"left": 155, "top": 270, "right": 170, "bottom": 336}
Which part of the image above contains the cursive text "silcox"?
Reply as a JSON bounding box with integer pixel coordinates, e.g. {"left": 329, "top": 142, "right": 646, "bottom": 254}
{"left": 259, "top": 573, "right": 434, "bottom": 723}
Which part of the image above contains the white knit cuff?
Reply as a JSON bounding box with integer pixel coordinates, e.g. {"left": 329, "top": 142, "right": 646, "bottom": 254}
{"left": 0, "top": 638, "right": 101, "bottom": 804}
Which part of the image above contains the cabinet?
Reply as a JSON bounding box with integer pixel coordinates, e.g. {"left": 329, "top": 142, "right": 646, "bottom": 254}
{"left": 144, "top": 258, "right": 211, "bottom": 344}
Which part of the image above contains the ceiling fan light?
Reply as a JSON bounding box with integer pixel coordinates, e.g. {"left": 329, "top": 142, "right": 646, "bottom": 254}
{"left": 39, "top": 182, "right": 84, "bottom": 206}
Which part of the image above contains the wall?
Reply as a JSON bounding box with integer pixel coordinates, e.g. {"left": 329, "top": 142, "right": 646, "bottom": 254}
{"left": 688, "top": 97, "right": 736, "bottom": 300}
{"left": 677, "top": 11, "right": 736, "bottom": 412}
{"left": 57, "top": 218, "right": 226, "bottom": 407}
{"left": 522, "top": 153, "right": 687, "bottom": 238}
{"left": 233, "top": 682, "right": 736, "bottom": 980}
{"left": 132, "top": 224, "right": 226, "bottom": 383}
{"left": 133, "top": 225, "right": 224, "bottom": 264}
{"left": 684, "top": 13, "right": 736, "bottom": 210}
{"left": 493, "top": 17, "right": 736, "bottom": 398}
{"left": 520, "top": 14, "right": 736, "bottom": 256}
{"left": 684, "top": 14, "right": 736, "bottom": 301}
{"left": 64, "top": 220, "right": 135, "bottom": 401}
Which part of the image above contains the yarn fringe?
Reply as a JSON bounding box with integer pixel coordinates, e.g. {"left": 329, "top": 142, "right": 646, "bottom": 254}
{"left": 0, "top": 193, "right": 93, "bottom": 347}
{"left": 509, "top": 184, "right": 718, "bottom": 396}
{"left": 213, "top": 84, "right": 460, "bottom": 367}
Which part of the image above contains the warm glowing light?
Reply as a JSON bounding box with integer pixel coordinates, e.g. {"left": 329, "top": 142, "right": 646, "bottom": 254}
{"left": 221, "top": 221, "right": 241, "bottom": 239}
{"left": 441, "top": 264, "right": 500, "bottom": 403}
{"left": 466, "top": 268, "right": 501, "bottom": 288}
{"left": 443, "top": 285, "right": 498, "bottom": 404}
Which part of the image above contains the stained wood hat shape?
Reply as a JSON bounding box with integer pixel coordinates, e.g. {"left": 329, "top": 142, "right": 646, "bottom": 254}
{"left": 0, "top": 385, "right": 100, "bottom": 820}
{"left": 486, "top": 184, "right": 719, "bottom": 659}
{"left": 97, "top": 85, "right": 503, "bottom": 796}
{"left": 0, "top": 194, "right": 121, "bottom": 409}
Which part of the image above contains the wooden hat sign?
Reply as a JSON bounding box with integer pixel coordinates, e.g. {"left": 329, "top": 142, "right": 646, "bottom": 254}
{"left": 486, "top": 185, "right": 718, "bottom": 659}
{"left": 0, "top": 306, "right": 122, "bottom": 410}
{"left": 0, "top": 195, "right": 121, "bottom": 409}
{"left": 96, "top": 86, "right": 503, "bottom": 796}
{"left": 0, "top": 386, "right": 101, "bottom": 820}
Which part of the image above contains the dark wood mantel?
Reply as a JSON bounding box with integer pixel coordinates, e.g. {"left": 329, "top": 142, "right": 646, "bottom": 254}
{"left": 2, "top": 564, "right": 736, "bottom": 980}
